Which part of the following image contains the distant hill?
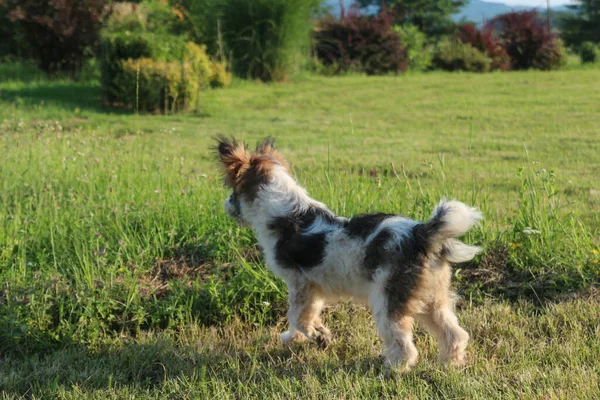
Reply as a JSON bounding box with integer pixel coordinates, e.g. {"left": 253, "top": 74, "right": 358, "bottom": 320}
{"left": 323, "top": 0, "right": 573, "bottom": 23}
{"left": 453, "top": 0, "right": 573, "bottom": 24}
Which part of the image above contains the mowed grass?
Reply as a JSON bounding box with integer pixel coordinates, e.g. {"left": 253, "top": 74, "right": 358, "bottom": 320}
{"left": 1, "top": 66, "right": 599, "bottom": 398}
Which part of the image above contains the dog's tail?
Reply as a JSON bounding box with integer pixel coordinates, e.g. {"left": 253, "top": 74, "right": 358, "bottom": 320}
{"left": 419, "top": 200, "right": 483, "bottom": 263}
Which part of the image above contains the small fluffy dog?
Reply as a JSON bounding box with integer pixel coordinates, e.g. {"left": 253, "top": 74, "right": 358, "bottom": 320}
{"left": 216, "top": 137, "right": 482, "bottom": 371}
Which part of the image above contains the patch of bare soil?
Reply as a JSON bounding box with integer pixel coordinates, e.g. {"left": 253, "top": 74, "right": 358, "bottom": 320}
{"left": 138, "top": 245, "right": 263, "bottom": 299}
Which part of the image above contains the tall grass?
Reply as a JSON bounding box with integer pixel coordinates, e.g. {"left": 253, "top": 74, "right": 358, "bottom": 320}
{"left": 218, "top": 0, "right": 320, "bottom": 81}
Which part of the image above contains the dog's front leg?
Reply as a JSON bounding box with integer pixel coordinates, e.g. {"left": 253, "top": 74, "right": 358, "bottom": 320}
{"left": 281, "top": 280, "right": 332, "bottom": 349}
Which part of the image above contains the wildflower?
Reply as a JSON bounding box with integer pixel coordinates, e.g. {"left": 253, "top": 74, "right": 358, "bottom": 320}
{"left": 509, "top": 243, "right": 521, "bottom": 249}
{"left": 592, "top": 249, "right": 598, "bottom": 255}
{"left": 593, "top": 260, "right": 599, "bottom": 264}
{"left": 522, "top": 228, "right": 541, "bottom": 235}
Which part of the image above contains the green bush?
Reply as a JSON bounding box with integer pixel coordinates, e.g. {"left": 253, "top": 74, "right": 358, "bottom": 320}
{"left": 209, "top": 60, "right": 232, "bottom": 88}
{"left": 100, "top": 32, "right": 162, "bottom": 103}
{"left": 394, "top": 24, "right": 432, "bottom": 71}
{"left": 579, "top": 41, "right": 599, "bottom": 64}
{"left": 110, "top": 42, "right": 228, "bottom": 112}
{"left": 114, "top": 58, "right": 193, "bottom": 113}
{"left": 432, "top": 38, "right": 492, "bottom": 72}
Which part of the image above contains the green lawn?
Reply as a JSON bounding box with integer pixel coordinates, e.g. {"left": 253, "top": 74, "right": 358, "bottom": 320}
{"left": 1, "top": 67, "right": 599, "bottom": 398}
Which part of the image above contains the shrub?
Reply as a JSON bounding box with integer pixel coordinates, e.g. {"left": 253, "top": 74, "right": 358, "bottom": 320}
{"left": 4, "top": 0, "right": 110, "bottom": 78}
{"left": 457, "top": 23, "right": 510, "bottom": 71}
{"left": 107, "top": 42, "right": 228, "bottom": 112}
{"left": 218, "top": 0, "right": 320, "bottom": 82}
{"left": 432, "top": 38, "right": 492, "bottom": 72}
{"left": 114, "top": 58, "right": 195, "bottom": 113}
{"left": 100, "top": 31, "right": 184, "bottom": 104}
{"left": 394, "top": 24, "right": 432, "bottom": 71}
{"left": 579, "top": 41, "right": 599, "bottom": 64}
{"left": 491, "top": 11, "right": 565, "bottom": 71}
{"left": 209, "top": 61, "right": 232, "bottom": 88}
{"left": 314, "top": 12, "right": 407, "bottom": 75}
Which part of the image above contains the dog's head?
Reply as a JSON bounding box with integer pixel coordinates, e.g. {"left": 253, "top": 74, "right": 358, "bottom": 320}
{"left": 215, "top": 136, "right": 290, "bottom": 222}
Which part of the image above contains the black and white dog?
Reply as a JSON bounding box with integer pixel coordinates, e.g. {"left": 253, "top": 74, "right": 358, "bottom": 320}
{"left": 216, "top": 137, "right": 482, "bottom": 371}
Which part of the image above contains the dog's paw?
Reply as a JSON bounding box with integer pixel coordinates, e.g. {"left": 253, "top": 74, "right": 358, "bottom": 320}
{"left": 280, "top": 330, "right": 299, "bottom": 345}
{"left": 438, "top": 352, "right": 467, "bottom": 368}
{"left": 314, "top": 326, "right": 332, "bottom": 349}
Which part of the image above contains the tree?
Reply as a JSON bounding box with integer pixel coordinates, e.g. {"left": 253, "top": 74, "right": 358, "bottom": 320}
{"left": 4, "top": 0, "right": 110, "bottom": 77}
{"left": 560, "top": 0, "right": 600, "bottom": 47}
{"left": 356, "top": 0, "right": 468, "bottom": 38}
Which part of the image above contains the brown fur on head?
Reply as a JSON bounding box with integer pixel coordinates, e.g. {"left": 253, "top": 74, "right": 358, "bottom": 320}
{"left": 216, "top": 136, "right": 289, "bottom": 200}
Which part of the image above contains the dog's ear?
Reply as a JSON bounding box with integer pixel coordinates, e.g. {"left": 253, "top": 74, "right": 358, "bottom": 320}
{"left": 256, "top": 137, "right": 289, "bottom": 170}
{"left": 215, "top": 136, "right": 250, "bottom": 187}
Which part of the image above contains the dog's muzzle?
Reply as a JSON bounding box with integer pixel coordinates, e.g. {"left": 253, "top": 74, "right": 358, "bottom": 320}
{"left": 224, "top": 191, "right": 242, "bottom": 219}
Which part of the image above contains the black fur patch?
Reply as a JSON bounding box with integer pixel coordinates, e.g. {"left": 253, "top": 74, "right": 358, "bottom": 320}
{"left": 269, "top": 207, "right": 338, "bottom": 270}
{"left": 363, "top": 228, "right": 393, "bottom": 278}
{"left": 419, "top": 203, "right": 448, "bottom": 241}
{"left": 380, "top": 223, "right": 440, "bottom": 317}
{"left": 345, "top": 213, "right": 394, "bottom": 238}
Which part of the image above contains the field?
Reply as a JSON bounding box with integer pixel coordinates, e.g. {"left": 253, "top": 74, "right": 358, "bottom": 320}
{"left": 1, "top": 66, "right": 599, "bottom": 398}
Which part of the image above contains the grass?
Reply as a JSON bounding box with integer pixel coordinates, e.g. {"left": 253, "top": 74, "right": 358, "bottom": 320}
{"left": 1, "top": 62, "right": 599, "bottom": 398}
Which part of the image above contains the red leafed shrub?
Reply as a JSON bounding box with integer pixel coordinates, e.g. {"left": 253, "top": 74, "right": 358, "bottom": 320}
{"left": 457, "top": 23, "right": 510, "bottom": 71}
{"left": 5, "top": 0, "right": 110, "bottom": 78}
{"left": 313, "top": 11, "right": 407, "bottom": 75}
{"left": 490, "top": 10, "right": 564, "bottom": 71}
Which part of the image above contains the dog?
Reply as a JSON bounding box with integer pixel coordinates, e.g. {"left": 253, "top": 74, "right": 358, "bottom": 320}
{"left": 216, "top": 136, "right": 482, "bottom": 371}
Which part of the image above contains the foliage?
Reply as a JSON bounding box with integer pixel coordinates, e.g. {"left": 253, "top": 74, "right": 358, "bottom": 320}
{"left": 492, "top": 11, "right": 566, "bottom": 71}
{"left": 106, "top": 41, "right": 228, "bottom": 112}
{"left": 457, "top": 23, "right": 510, "bottom": 71}
{"left": 174, "top": 0, "right": 224, "bottom": 55}
{"left": 432, "top": 38, "right": 492, "bottom": 72}
{"left": 100, "top": 31, "right": 185, "bottom": 104}
{"left": 3, "top": 0, "right": 110, "bottom": 78}
{"left": 356, "top": 0, "right": 467, "bottom": 38}
{"left": 394, "top": 24, "right": 432, "bottom": 71}
{"left": 560, "top": 0, "right": 600, "bottom": 47}
{"left": 217, "top": 0, "right": 320, "bottom": 82}
{"left": 579, "top": 41, "right": 599, "bottom": 63}
{"left": 209, "top": 59, "right": 232, "bottom": 88}
{"left": 115, "top": 58, "right": 194, "bottom": 113}
{"left": 0, "top": 5, "right": 31, "bottom": 59}
{"left": 314, "top": 11, "right": 407, "bottom": 75}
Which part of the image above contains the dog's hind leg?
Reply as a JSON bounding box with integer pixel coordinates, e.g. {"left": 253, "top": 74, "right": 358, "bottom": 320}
{"left": 416, "top": 290, "right": 469, "bottom": 366}
{"left": 420, "top": 305, "right": 469, "bottom": 366}
{"left": 371, "top": 291, "right": 419, "bottom": 372}
{"left": 416, "top": 265, "right": 469, "bottom": 366}
{"left": 282, "top": 281, "right": 332, "bottom": 349}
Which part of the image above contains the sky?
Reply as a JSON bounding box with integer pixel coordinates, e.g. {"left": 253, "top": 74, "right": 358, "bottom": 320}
{"left": 486, "top": 0, "right": 573, "bottom": 5}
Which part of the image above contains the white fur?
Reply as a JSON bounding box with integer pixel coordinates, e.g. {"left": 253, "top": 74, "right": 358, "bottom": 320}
{"left": 430, "top": 200, "right": 483, "bottom": 242}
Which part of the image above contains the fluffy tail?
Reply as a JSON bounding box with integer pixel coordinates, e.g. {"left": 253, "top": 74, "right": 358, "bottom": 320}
{"left": 420, "top": 200, "right": 483, "bottom": 262}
